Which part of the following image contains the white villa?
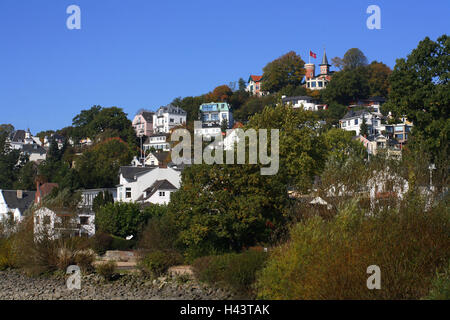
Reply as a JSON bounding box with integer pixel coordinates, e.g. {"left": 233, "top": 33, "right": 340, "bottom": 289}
{"left": 282, "top": 95, "right": 327, "bottom": 111}
{"left": 22, "top": 144, "right": 47, "bottom": 162}
{"left": 339, "top": 109, "right": 385, "bottom": 136}
{"left": 153, "top": 104, "right": 187, "bottom": 134}
{"left": 143, "top": 133, "right": 171, "bottom": 152}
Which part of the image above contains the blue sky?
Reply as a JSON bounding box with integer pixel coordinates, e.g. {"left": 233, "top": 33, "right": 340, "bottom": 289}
{"left": 0, "top": 0, "right": 448, "bottom": 133}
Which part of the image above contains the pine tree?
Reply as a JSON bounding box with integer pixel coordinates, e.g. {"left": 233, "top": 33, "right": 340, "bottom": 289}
{"left": 360, "top": 117, "right": 369, "bottom": 137}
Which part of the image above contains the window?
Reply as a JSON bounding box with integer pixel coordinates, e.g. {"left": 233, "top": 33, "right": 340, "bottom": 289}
{"left": 43, "top": 216, "right": 50, "bottom": 225}
{"left": 318, "top": 81, "right": 323, "bottom": 87}
{"left": 159, "top": 191, "right": 165, "bottom": 197}
{"left": 126, "top": 188, "right": 131, "bottom": 198}
{"left": 80, "top": 217, "right": 89, "bottom": 226}
{"left": 311, "top": 82, "right": 316, "bottom": 88}
{"left": 354, "top": 119, "right": 359, "bottom": 125}
{"left": 307, "top": 82, "right": 310, "bottom": 88}
{"left": 61, "top": 216, "right": 71, "bottom": 226}
{"left": 170, "top": 118, "right": 174, "bottom": 123}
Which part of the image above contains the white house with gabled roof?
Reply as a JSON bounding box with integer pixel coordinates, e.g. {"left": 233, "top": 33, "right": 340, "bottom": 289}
{"left": 0, "top": 190, "right": 36, "bottom": 223}
{"left": 116, "top": 166, "right": 181, "bottom": 204}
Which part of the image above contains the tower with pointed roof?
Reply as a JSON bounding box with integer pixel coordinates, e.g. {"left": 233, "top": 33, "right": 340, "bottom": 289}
{"left": 319, "top": 49, "right": 331, "bottom": 75}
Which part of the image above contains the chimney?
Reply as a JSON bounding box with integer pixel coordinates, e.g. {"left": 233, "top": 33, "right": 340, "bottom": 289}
{"left": 17, "top": 190, "right": 23, "bottom": 199}
{"left": 35, "top": 181, "right": 41, "bottom": 204}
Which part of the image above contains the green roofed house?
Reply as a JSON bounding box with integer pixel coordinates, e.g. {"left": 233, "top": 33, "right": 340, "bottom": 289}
{"left": 195, "top": 102, "right": 234, "bottom": 137}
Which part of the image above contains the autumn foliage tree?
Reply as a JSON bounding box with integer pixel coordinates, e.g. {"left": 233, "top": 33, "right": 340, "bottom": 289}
{"left": 366, "top": 61, "right": 392, "bottom": 97}
{"left": 206, "top": 85, "right": 233, "bottom": 102}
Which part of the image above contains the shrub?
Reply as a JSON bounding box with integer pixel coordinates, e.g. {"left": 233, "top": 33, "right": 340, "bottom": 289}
{"left": 75, "top": 251, "right": 96, "bottom": 273}
{"left": 193, "top": 255, "right": 230, "bottom": 285}
{"left": 425, "top": 262, "right": 450, "bottom": 300}
{"left": 255, "top": 196, "right": 450, "bottom": 300}
{"left": 90, "top": 232, "right": 113, "bottom": 255}
{"left": 138, "top": 214, "right": 179, "bottom": 253}
{"left": 193, "top": 250, "right": 268, "bottom": 297}
{"left": 0, "top": 238, "right": 17, "bottom": 270}
{"left": 96, "top": 261, "right": 117, "bottom": 281}
{"left": 138, "top": 250, "right": 183, "bottom": 277}
{"left": 224, "top": 250, "right": 267, "bottom": 294}
{"left": 13, "top": 219, "right": 91, "bottom": 276}
{"left": 96, "top": 202, "right": 151, "bottom": 238}
{"left": 110, "top": 235, "right": 136, "bottom": 251}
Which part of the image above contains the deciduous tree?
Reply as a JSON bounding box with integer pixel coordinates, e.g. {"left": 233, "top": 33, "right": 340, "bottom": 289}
{"left": 342, "top": 48, "right": 368, "bottom": 70}
{"left": 366, "top": 61, "right": 392, "bottom": 97}
{"left": 261, "top": 51, "right": 306, "bottom": 93}
{"left": 385, "top": 34, "right": 449, "bottom": 163}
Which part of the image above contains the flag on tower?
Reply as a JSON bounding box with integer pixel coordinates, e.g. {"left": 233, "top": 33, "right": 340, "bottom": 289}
{"left": 310, "top": 51, "right": 317, "bottom": 59}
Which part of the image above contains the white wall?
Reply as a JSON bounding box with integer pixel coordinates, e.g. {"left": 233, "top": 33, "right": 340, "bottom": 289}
{"left": 148, "top": 189, "right": 173, "bottom": 205}
{"left": 0, "top": 191, "right": 24, "bottom": 223}
{"left": 153, "top": 113, "right": 186, "bottom": 133}
{"left": 34, "top": 207, "right": 95, "bottom": 239}
{"left": 0, "top": 191, "right": 8, "bottom": 221}
{"left": 289, "top": 99, "right": 318, "bottom": 111}
{"left": 29, "top": 153, "right": 47, "bottom": 162}
{"left": 340, "top": 113, "right": 384, "bottom": 136}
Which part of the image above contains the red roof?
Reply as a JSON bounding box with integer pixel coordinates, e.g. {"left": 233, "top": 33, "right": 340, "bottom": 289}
{"left": 233, "top": 122, "right": 244, "bottom": 129}
{"left": 249, "top": 75, "right": 262, "bottom": 82}
{"left": 35, "top": 182, "right": 59, "bottom": 204}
